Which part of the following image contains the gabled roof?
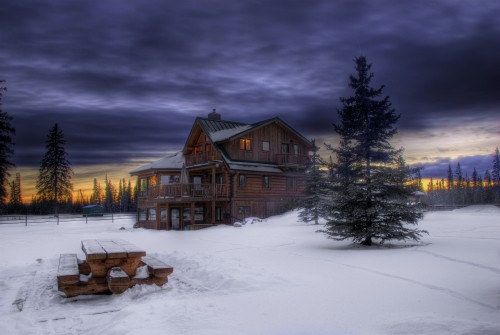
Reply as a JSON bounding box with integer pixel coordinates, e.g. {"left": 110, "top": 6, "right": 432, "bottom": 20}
{"left": 130, "top": 151, "right": 184, "bottom": 174}
{"left": 193, "top": 116, "right": 312, "bottom": 147}
{"left": 132, "top": 115, "right": 312, "bottom": 175}
{"left": 223, "top": 117, "right": 312, "bottom": 146}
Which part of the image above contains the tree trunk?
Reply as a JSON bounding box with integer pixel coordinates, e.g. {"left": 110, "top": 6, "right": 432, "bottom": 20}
{"left": 361, "top": 237, "right": 372, "bottom": 246}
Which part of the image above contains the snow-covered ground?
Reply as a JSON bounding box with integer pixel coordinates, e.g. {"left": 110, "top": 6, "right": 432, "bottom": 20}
{"left": 0, "top": 206, "right": 499, "bottom": 335}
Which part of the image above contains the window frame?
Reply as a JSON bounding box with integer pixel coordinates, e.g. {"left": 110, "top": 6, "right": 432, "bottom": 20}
{"left": 262, "top": 141, "right": 270, "bottom": 152}
{"left": 286, "top": 177, "right": 297, "bottom": 190}
{"left": 263, "top": 175, "right": 270, "bottom": 189}
{"left": 281, "top": 143, "right": 290, "bottom": 154}
{"left": 239, "top": 138, "right": 252, "bottom": 151}
{"left": 239, "top": 174, "right": 246, "bottom": 187}
{"left": 147, "top": 207, "right": 156, "bottom": 220}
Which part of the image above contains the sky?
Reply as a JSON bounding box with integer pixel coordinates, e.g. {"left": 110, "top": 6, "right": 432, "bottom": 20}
{"left": 1, "top": 0, "right": 499, "bottom": 201}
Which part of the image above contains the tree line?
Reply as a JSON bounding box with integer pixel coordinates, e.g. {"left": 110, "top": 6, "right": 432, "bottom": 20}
{"left": 0, "top": 79, "right": 138, "bottom": 215}
{"left": 423, "top": 148, "right": 500, "bottom": 206}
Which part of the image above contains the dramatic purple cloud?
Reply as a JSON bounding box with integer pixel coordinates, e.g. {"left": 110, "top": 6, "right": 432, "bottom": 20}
{"left": 1, "top": 0, "right": 499, "bottom": 190}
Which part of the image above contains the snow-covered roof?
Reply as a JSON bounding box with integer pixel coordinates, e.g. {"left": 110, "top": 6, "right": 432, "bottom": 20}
{"left": 209, "top": 125, "right": 252, "bottom": 142}
{"left": 130, "top": 151, "right": 185, "bottom": 174}
{"left": 227, "top": 162, "right": 283, "bottom": 174}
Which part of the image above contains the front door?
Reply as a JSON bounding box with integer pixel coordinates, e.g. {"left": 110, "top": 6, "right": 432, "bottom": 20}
{"left": 171, "top": 208, "right": 180, "bottom": 230}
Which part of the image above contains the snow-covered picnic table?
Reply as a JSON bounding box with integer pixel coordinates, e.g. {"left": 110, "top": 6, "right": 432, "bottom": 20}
{"left": 57, "top": 239, "right": 173, "bottom": 297}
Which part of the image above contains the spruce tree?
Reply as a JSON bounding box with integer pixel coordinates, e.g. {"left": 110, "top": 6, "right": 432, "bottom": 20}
{"left": 299, "top": 139, "right": 326, "bottom": 225}
{"left": 455, "top": 162, "right": 463, "bottom": 189}
{"left": 447, "top": 164, "right": 454, "bottom": 190}
{"left": 322, "top": 56, "right": 426, "bottom": 245}
{"left": 492, "top": 147, "right": 500, "bottom": 187}
{"left": 0, "top": 80, "right": 15, "bottom": 207}
{"left": 91, "top": 178, "right": 101, "bottom": 204}
{"left": 36, "top": 123, "right": 73, "bottom": 216}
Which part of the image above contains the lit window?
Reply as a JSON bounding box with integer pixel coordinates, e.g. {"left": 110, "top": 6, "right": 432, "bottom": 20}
{"left": 240, "top": 138, "right": 252, "bottom": 150}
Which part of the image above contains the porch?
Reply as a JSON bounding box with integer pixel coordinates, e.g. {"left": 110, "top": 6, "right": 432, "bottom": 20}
{"left": 136, "top": 200, "right": 231, "bottom": 231}
{"left": 140, "top": 183, "right": 229, "bottom": 201}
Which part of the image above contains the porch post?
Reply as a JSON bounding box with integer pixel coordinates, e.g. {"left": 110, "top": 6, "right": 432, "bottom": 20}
{"left": 166, "top": 204, "right": 170, "bottom": 230}
{"left": 212, "top": 166, "right": 216, "bottom": 224}
{"left": 190, "top": 202, "right": 195, "bottom": 226}
{"left": 156, "top": 205, "right": 160, "bottom": 230}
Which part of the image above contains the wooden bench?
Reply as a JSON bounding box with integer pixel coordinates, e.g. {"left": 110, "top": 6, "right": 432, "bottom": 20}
{"left": 141, "top": 256, "right": 174, "bottom": 278}
{"left": 57, "top": 253, "right": 80, "bottom": 286}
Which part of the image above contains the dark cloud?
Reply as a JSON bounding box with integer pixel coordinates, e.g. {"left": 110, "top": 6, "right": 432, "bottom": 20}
{"left": 1, "top": 0, "right": 499, "bottom": 183}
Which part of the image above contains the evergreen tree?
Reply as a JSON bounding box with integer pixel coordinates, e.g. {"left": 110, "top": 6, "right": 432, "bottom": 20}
{"left": 0, "top": 80, "right": 15, "bottom": 207}
{"left": 36, "top": 123, "right": 73, "bottom": 216}
{"left": 322, "top": 56, "right": 426, "bottom": 245}
{"left": 127, "top": 179, "right": 133, "bottom": 211}
{"left": 455, "top": 162, "right": 463, "bottom": 189}
{"left": 446, "top": 164, "right": 454, "bottom": 190}
{"left": 471, "top": 168, "right": 479, "bottom": 188}
{"left": 492, "top": 147, "right": 500, "bottom": 187}
{"left": 484, "top": 170, "right": 492, "bottom": 187}
{"left": 118, "top": 179, "right": 124, "bottom": 212}
{"left": 104, "top": 175, "right": 115, "bottom": 211}
{"left": 90, "top": 178, "right": 102, "bottom": 204}
{"left": 299, "top": 139, "right": 326, "bottom": 225}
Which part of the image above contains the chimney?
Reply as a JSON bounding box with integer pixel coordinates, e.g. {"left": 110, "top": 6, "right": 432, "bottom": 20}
{"left": 208, "top": 108, "right": 221, "bottom": 121}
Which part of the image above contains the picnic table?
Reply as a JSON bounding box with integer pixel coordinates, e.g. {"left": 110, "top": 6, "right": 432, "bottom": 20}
{"left": 57, "top": 239, "right": 173, "bottom": 297}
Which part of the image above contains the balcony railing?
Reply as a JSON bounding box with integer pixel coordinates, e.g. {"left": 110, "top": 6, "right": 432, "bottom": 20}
{"left": 275, "top": 154, "right": 309, "bottom": 166}
{"left": 185, "top": 152, "right": 223, "bottom": 166}
{"left": 140, "top": 184, "right": 229, "bottom": 200}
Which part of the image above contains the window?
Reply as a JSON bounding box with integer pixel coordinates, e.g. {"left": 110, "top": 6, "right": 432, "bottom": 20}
{"left": 238, "top": 206, "right": 251, "bottom": 215}
{"left": 161, "top": 175, "right": 179, "bottom": 185}
{"left": 281, "top": 143, "right": 290, "bottom": 154}
{"left": 160, "top": 208, "right": 167, "bottom": 222}
{"left": 239, "top": 174, "right": 246, "bottom": 187}
{"left": 138, "top": 208, "right": 147, "bottom": 221}
{"left": 263, "top": 176, "right": 270, "bottom": 189}
{"left": 239, "top": 138, "right": 252, "bottom": 150}
{"left": 294, "top": 144, "right": 299, "bottom": 156}
{"left": 262, "top": 141, "right": 270, "bottom": 151}
{"left": 140, "top": 178, "right": 148, "bottom": 192}
{"left": 183, "top": 208, "right": 191, "bottom": 221}
{"left": 195, "top": 207, "right": 204, "bottom": 221}
{"left": 148, "top": 208, "right": 156, "bottom": 220}
{"left": 287, "top": 177, "right": 297, "bottom": 190}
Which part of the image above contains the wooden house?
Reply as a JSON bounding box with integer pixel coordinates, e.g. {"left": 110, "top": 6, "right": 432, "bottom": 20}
{"left": 130, "top": 111, "right": 312, "bottom": 230}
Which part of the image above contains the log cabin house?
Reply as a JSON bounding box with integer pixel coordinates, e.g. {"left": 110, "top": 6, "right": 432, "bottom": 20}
{"left": 130, "top": 111, "right": 312, "bottom": 230}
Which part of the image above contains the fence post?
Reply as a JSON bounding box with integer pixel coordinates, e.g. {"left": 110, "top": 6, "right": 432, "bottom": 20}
{"left": 25, "top": 215, "right": 28, "bottom": 227}
{"left": 112, "top": 211, "right": 114, "bottom": 222}
{"left": 86, "top": 215, "right": 88, "bottom": 224}
{"left": 57, "top": 215, "right": 59, "bottom": 225}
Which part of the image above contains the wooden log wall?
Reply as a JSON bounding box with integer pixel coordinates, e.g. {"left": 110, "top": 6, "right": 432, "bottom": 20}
{"left": 222, "top": 122, "right": 308, "bottom": 163}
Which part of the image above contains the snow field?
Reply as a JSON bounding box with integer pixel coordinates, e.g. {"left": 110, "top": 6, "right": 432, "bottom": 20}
{"left": 0, "top": 206, "right": 499, "bottom": 334}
